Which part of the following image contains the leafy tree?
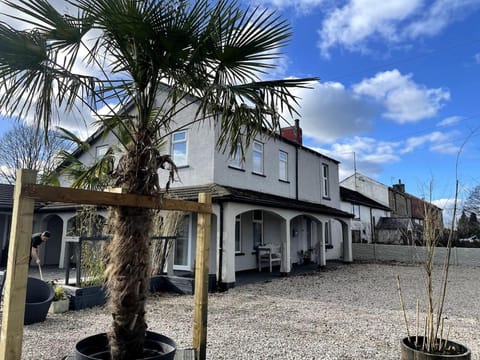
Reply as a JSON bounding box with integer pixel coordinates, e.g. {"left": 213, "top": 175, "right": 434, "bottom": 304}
{"left": 0, "top": 1, "right": 315, "bottom": 358}
{"left": 0, "top": 122, "right": 73, "bottom": 184}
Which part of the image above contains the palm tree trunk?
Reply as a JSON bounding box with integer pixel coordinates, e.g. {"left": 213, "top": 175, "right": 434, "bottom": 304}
{"left": 106, "top": 135, "right": 158, "bottom": 359}
{"left": 107, "top": 205, "right": 152, "bottom": 359}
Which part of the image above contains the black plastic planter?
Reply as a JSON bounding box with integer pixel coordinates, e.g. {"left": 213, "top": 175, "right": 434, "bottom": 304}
{"left": 75, "top": 331, "right": 176, "bottom": 360}
{"left": 401, "top": 336, "right": 471, "bottom": 360}
{"left": 24, "top": 277, "right": 54, "bottom": 325}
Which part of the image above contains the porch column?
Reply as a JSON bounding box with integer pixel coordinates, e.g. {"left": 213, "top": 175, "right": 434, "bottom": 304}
{"left": 342, "top": 219, "right": 353, "bottom": 263}
{"left": 281, "top": 220, "right": 291, "bottom": 273}
{"left": 221, "top": 204, "right": 236, "bottom": 287}
{"left": 58, "top": 215, "right": 70, "bottom": 269}
{"left": 318, "top": 221, "right": 326, "bottom": 267}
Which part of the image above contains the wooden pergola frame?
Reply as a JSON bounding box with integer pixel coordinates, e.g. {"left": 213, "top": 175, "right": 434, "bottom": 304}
{"left": 0, "top": 169, "right": 212, "bottom": 360}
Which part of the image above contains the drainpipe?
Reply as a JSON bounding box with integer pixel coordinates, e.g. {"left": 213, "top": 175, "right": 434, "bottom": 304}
{"left": 295, "top": 146, "right": 299, "bottom": 200}
{"left": 218, "top": 202, "right": 225, "bottom": 291}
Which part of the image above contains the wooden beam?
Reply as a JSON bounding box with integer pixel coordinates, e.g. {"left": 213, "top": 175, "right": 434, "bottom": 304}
{"left": 0, "top": 169, "right": 37, "bottom": 360}
{"left": 192, "top": 193, "right": 212, "bottom": 360}
{"left": 21, "top": 184, "right": 211, "bottom": 213}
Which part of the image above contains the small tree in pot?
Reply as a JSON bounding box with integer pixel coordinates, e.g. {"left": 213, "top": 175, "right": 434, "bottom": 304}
{"left": 0, "top": 1, "right": 315, "bottom": 358}
{"left": 397, "top": 177, "right": 471, "bottom": 359}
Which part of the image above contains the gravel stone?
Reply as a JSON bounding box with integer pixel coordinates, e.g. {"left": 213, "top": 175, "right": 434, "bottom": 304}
{"left": 2, "top": 262, "right": 479, "bottom": 359}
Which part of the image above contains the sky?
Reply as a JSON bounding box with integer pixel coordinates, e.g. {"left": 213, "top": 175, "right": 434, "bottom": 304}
{"left": 0, "top": 0, "right": 479, "bottom": 222}
{"left": 246, "top": 0, "right": 480, "bottom": 220}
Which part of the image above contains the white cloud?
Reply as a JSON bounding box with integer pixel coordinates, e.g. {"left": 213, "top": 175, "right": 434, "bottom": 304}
{"left": 307, "top": 129, "right": 460, "bottom": 182}
{"left": 437, "top": 116, "right": 464, "bottom": 127}
{"left": 308, "top": 136, "right": 402, "bottom": 180}
{"left": 405, "top": 0, "right": 480, "bottom": 38}
{"left": 286, "top": 70, "right": 449, "bottom": 145}
{"left": 318, "top": 0, "right": 422, "bottom": 57}
{"left": 475, "top": 53, "right": 480, "bottom": 64}
{"left": 256, "top": 0, "right": 327, "bottom": 14}
{"left": 283, "top": 81, "right": 377, "bottom": 143}
{"left": 318, "top": 0, "right": 480, "bottom": 57}
{"left": 353, "top": 69, "right": 450, "bottom": 123}
{"left": 401, "top": 131, "right": 460, "bottom": 155}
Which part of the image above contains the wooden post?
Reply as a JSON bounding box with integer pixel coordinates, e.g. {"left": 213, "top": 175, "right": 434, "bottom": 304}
{"left": 0, "top": 169, "right": 37, "bottom": 360}
{"left": 192, "top": 193, "right": 212, "bottom": 360}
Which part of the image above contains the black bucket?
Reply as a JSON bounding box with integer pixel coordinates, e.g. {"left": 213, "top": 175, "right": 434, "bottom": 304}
{"left": 75, "top": 331, "right": 176, "bottom": 360}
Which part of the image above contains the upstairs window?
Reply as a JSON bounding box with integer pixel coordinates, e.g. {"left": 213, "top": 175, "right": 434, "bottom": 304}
{"left": 279, "top": 151, "right": 288, "bottom": 181}
{"left": 172, "top": 131, "right": 187, "bottom": 166}
{"left": 252, "top": 141, "right": 264, "bottom": 175}
{"left": 353, "top": 204, "right": 360, "bottom": 219}
{"left": 322, "top": 163, "right": 330, "bottom": 198}
{"left": 229, "top": 145, "right": 245, "bottom": 170}
{"left": 95, "top": 144, "right": 109, "bottom": 159}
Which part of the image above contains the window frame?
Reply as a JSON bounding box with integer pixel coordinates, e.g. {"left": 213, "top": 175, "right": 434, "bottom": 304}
{"left": 173, "top": 214, "right": 191, "bottom": 270}
{"left": 171, "top": 130, "right": 188, "bottom": 167}
{"left": 235, "top": 215, "right": 242, "bottom": 253}
{"left": 324, "top": 220, "right": 332, "bottom": 246}
{"left": 278, "top": 150, "right": 288, "bottom": 181}
{"left": 252, "top": 210, "right": 263, "bottom": 249}
{"left": 353, "top": 204, "right": 361, "bottom": 219}
{"left": 229, "top": 145, "right": 245, "bottom": 170}
{"left": 252, "top": 141, "right": 264, "bottom": 175}
{"left": 95, "top": 144, "right": 109, "bottom": 159}
{"left": 321, "top": 163, "right": 330, "bottom": 198}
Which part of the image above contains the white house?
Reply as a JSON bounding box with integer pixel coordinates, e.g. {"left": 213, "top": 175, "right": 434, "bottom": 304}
{"left": 340, "top": 185, "right": 391, "bottom": 244}
{"left": 10, "top": 97, "right": 354, "bottom": 289}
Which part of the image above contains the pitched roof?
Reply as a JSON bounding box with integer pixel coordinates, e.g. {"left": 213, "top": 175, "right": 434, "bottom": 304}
{"left": 376, "top": 217, "right": 413, "bottom": 230}
{"left": 167, "top": 183, "right": 353, "bottom": 218}
{"left": 0, "top": 183, "right": 45, "bottom": 211}
{"left": 0, "top": 184, "right": 14, "bottom": 210}
{"left": 340, "top": 186, "right": 391, "bottom": 211}
{"left": 37, "top": 183, "right": 353, "bottom": 219}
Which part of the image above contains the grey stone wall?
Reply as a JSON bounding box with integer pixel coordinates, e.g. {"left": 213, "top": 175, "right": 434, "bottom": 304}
{"left": 353, "top": 243, "right": 480, "bottom": 266}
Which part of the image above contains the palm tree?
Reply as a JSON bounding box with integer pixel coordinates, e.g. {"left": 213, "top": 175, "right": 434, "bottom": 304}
{"left": 0, "top": 0, "right": 315, "bottom": 358}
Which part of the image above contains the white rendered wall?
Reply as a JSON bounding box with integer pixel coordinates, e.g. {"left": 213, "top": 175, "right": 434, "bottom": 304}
{"left": 341, "top": 173, "right": 389, "bottom": 207}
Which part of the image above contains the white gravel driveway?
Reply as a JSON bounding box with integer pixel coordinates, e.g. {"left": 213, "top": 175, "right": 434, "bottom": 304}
{"left": 10, "top": 262, "right": 480, "bottom": 359}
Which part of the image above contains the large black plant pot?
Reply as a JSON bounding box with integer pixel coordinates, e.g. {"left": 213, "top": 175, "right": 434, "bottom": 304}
{"left": 401, "top": 336, "right": 471, "bottom": 360}
{"left": 24, "top": 277, "right": 54, "bottom": 325}
{"left": 75, "top": 331, "right": 176, "bottom": 360}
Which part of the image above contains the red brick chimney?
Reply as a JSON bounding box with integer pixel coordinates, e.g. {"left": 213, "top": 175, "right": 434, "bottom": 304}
{"left": 280, "top": 119, "right": 303, "bottom": 145}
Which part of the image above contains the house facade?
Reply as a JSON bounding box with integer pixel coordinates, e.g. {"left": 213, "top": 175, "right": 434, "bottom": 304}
{"left": 341, "top": 173, "right": 443, "bottom": 245}
{"left": 340, "top": 186, "right": 391, "bottom": 244}
{"left": 2, "top": 99, "right": 353, "bottom": 289}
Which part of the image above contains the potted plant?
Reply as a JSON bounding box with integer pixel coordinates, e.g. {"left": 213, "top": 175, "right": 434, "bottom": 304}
{"left": 397, "top": 180, "right": 471, "bottom": 359}
{"left": 49, "top": 284, "right": 70, "bottom": 314}
{"left": 0, "top": 1, "right": 314, "bottom": 358}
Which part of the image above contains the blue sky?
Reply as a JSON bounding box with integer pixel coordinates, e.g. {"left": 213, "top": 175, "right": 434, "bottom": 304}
{"left": 248, "top": 0, "right": 480, "bottom": 216}
{"left": 0, "top": 0, "right": 479, "bottom": 220}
